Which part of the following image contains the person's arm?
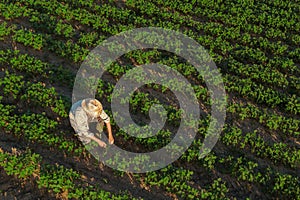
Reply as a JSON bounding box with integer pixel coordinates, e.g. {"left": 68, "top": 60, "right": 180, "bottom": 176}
{"left": 100, "top": 110, "right": 114, "bottom": 144}
{"left": 87, "top": 135, "right": 106, "bottom": 148}
{"left": 105, "top": 122, "right": 114, "bottom": 144}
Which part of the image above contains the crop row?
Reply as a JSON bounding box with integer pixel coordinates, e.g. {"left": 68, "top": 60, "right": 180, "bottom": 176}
{"left": 0, "top": 148, "right": 136, "bottom": 199}
{"left": 222, "top": 125, "right": 300, "bottom": 168}
{"left": 14, "top": 0, "right": 131, "bottom": 36}
{"left": 2, "top": 132, "right": 298, "bottom": 199}
{"left": 61, "top": 0, "right": 300, "bottom": 43}
{"left": 181, "top": 143, "right": 300, "bottom": 199}
{"left": 151, "top": 0, "right": 300, "bottom": 41}
{"left": 125, "top": 49, "right": 299, "bottom": 97}
{"left": 0, "top": 49, "right": 49, "bottom": 77}
{"left": 0, "top": 95, "right": 80, "bottom": 154}
{"left": 180, "top": 114, "right": 299, "bottom": 169}
{"left": 227, "top": 103, "right": 299, "bottom": 137}
{"left": 125, "top": 0, "right": 300, "bottom": 67}
{"left": 0, "top": 71, "right": 69, "bottom": 117}
{"left": 0, "top": 146, "right": 229, "bottom": 200}
{"left": 103, "top": 54, "right": 299, "bottom": 115}
{"left": 180, "top": 147, "right": 300, "bottom": 199}
{"left": 225, "top": 75, "right": 299, "bottom": 114}
{"left": 0, "top": 49, "right": 74, "bottom": 86}
{"left": 213, "top": 154, "right": 300, "bottom": 199}
{"left": 224, "top": 56, "right": 299, "bottom": 91}
{"left": 0, "top": 71, "right": 83, "bottom": 154}
{"left": 144, "top": 165, "right": 228, "bottom": 200}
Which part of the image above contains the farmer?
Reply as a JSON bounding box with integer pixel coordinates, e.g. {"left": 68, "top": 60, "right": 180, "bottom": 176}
{"left": 69, "top": 98, "right": 114, "bottom": 148}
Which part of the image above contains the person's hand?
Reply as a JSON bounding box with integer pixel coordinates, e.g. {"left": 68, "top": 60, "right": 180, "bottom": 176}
{"left": 98, "top": 140, "right": 107, "bottom": 148}
{"left": 88, "top": 135, "right": 107, "bottom": 148}
{"left": 108, "top": 136, "right": 114, "bottom": 145}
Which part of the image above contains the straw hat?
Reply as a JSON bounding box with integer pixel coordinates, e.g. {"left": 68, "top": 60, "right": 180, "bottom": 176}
{"left": 81, "top": 98, "right": 103, "bottom": 117}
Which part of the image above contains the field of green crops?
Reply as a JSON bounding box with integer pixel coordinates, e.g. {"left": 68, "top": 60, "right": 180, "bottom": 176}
{"left": 0, "top": 0, "right": 299, "bottom": 199}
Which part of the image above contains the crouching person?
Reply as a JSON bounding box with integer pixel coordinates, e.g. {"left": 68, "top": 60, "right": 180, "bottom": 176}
{"left": 69, "top": 98, "right": 114, "bottom": 148}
